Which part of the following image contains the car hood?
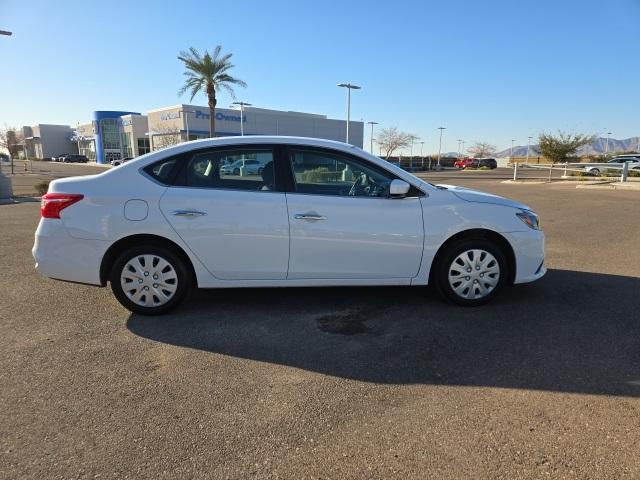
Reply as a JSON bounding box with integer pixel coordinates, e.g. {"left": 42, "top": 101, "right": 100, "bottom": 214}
{"left": 437, "top": 184, "right": 531, "bottom": 210}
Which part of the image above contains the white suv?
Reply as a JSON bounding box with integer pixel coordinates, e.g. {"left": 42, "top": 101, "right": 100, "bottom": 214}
{"left": 33, "top": 136, "right": 545, "bottom": 314}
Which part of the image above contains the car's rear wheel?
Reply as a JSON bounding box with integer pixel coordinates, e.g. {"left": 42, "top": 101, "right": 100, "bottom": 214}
{"left": 590, "top": 168, "right": 600, "bottom": 176}
{"left": 110, "top": 244, "right": 191, "bottom": 315}
{"left": 433, "top": 237, "right": 508, "bottom": 306}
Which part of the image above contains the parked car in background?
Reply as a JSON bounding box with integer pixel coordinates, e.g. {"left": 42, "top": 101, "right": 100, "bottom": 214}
{"left": 454, "top": 158, "right": 497, "bottom": 169}
{"left": 454, "top": 158, "right": 474, "bottom": 169}
{"left": 585, "top": 155, "right": 640, "bottom": 176}
{"left": 33, "top": 136, "right": 545, "bottom": 315}
{"left": 53, "top": 154, "right": 69, "bottom": 162}
{"left": 111, "top": 157, "right": 134, "bottom": 167}
{"left": 219, "top": 158, "right": 265, "bottom": 175}
{"left": 0, "top": 153, "right": 10, "bottom": 164}
{"left": 62, "top": 154, "right": 89, "bottom": 164}
{"left": 473, "top": 158, "right": 498, "bottom": 169}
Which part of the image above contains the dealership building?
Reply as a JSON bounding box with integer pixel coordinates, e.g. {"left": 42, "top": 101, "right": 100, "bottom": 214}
{"left": 22, "top": 124, "right": 76, "bottom": 159}
{"left": 146, "top": 104, "right": 363, "bottom": 156}
{"left": 75, "top": 111, "right": 149, "bottom": 163}
{"left": 19, "top": 105, "right": 363, "bottom": 165}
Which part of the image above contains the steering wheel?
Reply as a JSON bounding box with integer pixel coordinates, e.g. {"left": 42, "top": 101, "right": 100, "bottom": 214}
{"left": 348, "top": 174, "right": 364, "bottom": 196}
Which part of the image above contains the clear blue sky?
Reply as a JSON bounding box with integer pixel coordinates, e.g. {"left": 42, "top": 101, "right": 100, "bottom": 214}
{"left": 1, "top": 0, "right": 638, "bottom": 153}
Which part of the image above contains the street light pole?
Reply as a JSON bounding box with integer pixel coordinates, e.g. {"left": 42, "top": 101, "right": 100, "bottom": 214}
{"left": 437, "top": 127, "right": 446, "bottom": 169}
{"left": 367, "top": 121, "right": 378, "bottom": 154}
{"left": 526, "top": 136, "right": 533, "bottom": 163}
{"left": 177, "top": 109, "right": 196, "bottom": 143}
{"left": 337, "top": 83, "right": 361, "bottom": 145}
{"left": 410, "top": 136, "right": 418, "bottom": 171}
{"left": 511, "top": 139, "right": 515, "bottom": 161}
{"left": 605, "top": 131, "right": 612, "bottom": 155}
{"left": 457, "top": 139, "right": 462, "bottom": 159}
{"left": 232, "top": 101, "right": 252, "bottom": 136}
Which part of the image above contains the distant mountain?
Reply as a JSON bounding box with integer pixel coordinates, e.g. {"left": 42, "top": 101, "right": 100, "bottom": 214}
{"left": 495, "top": 137, "right": 640, "bottom": 157}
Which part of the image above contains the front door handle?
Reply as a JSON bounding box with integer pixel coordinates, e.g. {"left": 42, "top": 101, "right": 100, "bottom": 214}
{"left": 173, "top": 209, "right": 207, "bottom": 217}
{"left": 294, "top": 213, "right": 327, "bottom": 221}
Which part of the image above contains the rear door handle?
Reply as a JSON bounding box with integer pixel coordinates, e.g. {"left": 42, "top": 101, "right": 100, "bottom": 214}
{"left": 294, "top": 213, "right": 327, "bottom": 221}
{"left": 173, "top": 209, "right": 207, "bottom": 217}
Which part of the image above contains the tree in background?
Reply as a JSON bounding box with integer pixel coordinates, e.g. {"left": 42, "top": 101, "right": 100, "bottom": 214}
{"left": 468, "top": 141, "right": 497, "bottom": 158}
{"left": 177, "top": 46, "right": 247, "bottom": 137}
{"left": 0, "top": 126, "right": 24, "bottom": 174}
{"left": 0, "top": 125, "right": 23, "bottom": 159}
{"left": 376, "top": 127, "right": 413, "bottom": 159}
{"left": 538, "top": 132, "right": 594, "bottom": 163}
{"left": 151, "top": 125, "right": 183, "bottom": 150}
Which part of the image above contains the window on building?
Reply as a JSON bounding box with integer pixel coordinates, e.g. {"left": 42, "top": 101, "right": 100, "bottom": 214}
{"left": 100, "top": 119, "right": 121, "bottom": 150}
{"left": 78, "top": 139, "right": 96, "bottom": 160}
{"left": 121, "top": 132, "right": 132, "bottom": 158}
{"left": 137, "top": 138, "right": 151, "bottom": 155}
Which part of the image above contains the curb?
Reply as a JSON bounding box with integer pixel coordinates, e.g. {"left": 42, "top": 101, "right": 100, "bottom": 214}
{"left": 576, "top": 183, "right": 640, "bottom": 190}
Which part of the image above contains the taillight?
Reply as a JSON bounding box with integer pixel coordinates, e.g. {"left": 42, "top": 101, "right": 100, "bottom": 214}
{"left": 40, "top": 193, "right": 84, "bottom": 219}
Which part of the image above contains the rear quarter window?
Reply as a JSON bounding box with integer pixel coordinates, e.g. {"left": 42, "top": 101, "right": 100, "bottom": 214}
{"left": 143, "top": 157, "right": 179, "bottom": 185}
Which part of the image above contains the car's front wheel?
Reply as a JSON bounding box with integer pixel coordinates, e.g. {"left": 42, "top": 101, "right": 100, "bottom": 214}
{"left": 110, "top": 244, "right": 191, "bottom": 315}
{"left": 590, "top": 168, "right": 600, "bottom": 176}
{"left": 433, "top": 237, "right": 508, "bottom": 306}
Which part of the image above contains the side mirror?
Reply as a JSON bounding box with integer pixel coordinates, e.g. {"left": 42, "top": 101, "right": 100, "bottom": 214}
{"left": 389, "top": 179, "right": 410, "bottom": 198}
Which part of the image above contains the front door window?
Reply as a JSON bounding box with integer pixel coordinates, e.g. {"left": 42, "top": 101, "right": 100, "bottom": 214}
{"left": 288, "top": 148, "right": 394, "bottom": 197}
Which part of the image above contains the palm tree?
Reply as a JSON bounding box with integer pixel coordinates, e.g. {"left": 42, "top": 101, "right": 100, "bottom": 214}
{"left": 177, "top": 46, "right": 247, "bottom": 137}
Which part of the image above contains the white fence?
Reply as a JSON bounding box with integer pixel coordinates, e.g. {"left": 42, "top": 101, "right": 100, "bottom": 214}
{"left": 513, "top": 161, "right": 636, "bottom": 182}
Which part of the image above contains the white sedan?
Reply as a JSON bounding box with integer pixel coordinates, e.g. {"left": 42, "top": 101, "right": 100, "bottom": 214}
{"left": 33, "top": 136, "right": 545, "bottom": 315}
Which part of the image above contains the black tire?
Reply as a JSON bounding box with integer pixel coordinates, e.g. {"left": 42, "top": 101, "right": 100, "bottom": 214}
{"left": 110, "top": 244, "right": 191, "bottom": 315}
{"left": 233, "top": 167, "right": 240, "bottom": 175}
{"left": 432, "top": 237, "right": 508, "bottom": 306}
{"left": 590, "top": 168, "right": 600, "bottom": 176}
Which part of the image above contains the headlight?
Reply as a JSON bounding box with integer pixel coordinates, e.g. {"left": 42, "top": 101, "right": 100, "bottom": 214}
{"left": 516, "top": 210, "right": 540, "bottom": 230}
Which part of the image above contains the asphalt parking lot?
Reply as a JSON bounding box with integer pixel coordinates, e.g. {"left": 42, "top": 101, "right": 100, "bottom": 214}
{"left": 1, "top": 175, "right": 640, "bottom": 479}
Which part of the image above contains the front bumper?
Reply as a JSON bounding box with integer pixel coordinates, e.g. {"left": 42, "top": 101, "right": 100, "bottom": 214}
{"left": 32, "top": 219, "right": 108, "bottom": 286}
{"left": 503, "top": 230, "right": 546, "bottom": 284}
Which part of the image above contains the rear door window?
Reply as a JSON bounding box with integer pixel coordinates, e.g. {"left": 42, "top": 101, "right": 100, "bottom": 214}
{"left": 176, "top": 148, "right": 276, "bottom": 191}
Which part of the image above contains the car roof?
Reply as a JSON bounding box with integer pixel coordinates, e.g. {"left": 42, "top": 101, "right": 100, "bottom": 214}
{"left": 114, "top": 135, "right": 438, "bottom": 193}
{"left": 157, "top": 135, "right": 362, "bottom": 152}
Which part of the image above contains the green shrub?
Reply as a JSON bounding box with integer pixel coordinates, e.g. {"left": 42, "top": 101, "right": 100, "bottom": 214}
{"left": 34, "top": 181, "right": 50, "bottom": 196}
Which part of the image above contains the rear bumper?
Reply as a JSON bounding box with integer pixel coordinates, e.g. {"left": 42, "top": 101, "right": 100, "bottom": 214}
{"left": 32, "top": 219, "right": 108, "bottom": 286}
{"left": 503, "top": 230, "right": 546, "bottom": 284}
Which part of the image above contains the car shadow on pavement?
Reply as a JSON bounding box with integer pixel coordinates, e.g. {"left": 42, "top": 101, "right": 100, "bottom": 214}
{"left": 127, "top": 269, "right": 640, "bottom": 397}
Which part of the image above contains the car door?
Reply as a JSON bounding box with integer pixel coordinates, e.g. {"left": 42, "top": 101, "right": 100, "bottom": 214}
{"left": 158, "top": 146, "right": 290, "bottom": 280}
{"left": 283, "top": 146, "right": 424, "bottom": 279}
